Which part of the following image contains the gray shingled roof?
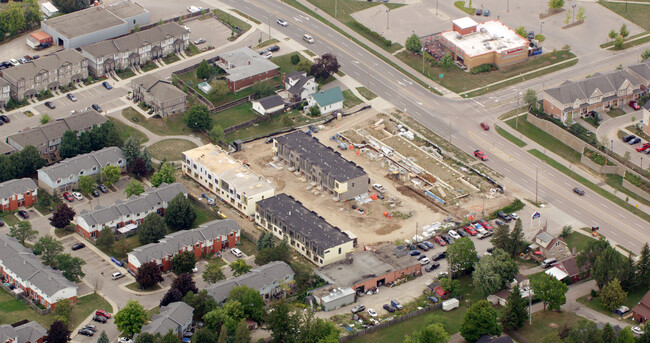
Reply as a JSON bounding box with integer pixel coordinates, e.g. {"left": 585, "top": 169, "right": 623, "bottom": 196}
{"left": 1, "top": 50, "right": 85, "bottom": 82}
{"left": 82, "top": 23, "right": 187, "bottom": 58}
{"left": 535, "top": 231, "right": 554, "bottom": 246}
{"left": 217, "top": 47, "right": 279, "bottom": 82}
{"left": 132, "top": 74, "right": 186, "bottom": 102}
{"left": 15, "top": 321, "right": 47, "bottom": 343}
{"left": 544, "top": 68, "right": 645, "bottom": 106}
{"left": 77, "top": 182, "right": 188, "bottom": 228}
{"left": 627, "top": 62, "right": 650, "bottom": 82}
{"left": 274, "top": 130, "right": 367, "bottom": 182}
{"left": 141, "top": 301, "right": 193, "bottom": 335}
{"left": 0, "top": 142, "right": 15, "bottom": 155}
{"left": 205, "top": 261, "right": 294, "bottom": 303}
{"left": 0, "top": 178, "right": 37, "bottom": 200}
{"left": 129, "top": 219, "right": 241, "bottom": 265}
{"left": 256, "top": 194, "right": 352, "bottom": 251}
{"left": 38, "top": 146, "right": 124, "bottom": 182}
{"left": 0, "top": 235, "right": 77, "bottom": 298}
{"left": 286, "top": 71, "right": 314, "bottom": 95}
{"left": 257, "top": 94, "right": 284, "bottom": 110}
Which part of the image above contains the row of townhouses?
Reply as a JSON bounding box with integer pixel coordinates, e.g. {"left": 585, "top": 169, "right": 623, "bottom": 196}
{"left": 0, "top": 321, "right": 47, "bottom": 343}
{"left": 543, "top": 62, "right": 650, "bottom": 122}
{"left": 127, "top": 219, "right": 241, "bottom": 273}
{"left": 0, "top": 178, "right": 38, "bottom": 212}
{"left": 131, "top": 74, "right": 187, "bottom": 117}
{"left": 205, "top": 261, "right": 294, "bottom": 303}
{"left": 75, "top": 182, "right": 188, "bottom": 239}
{"left": 37, "top": 146, "right": 126, "bottom": 195}
{"left": 0, "top": 235, "right": 78, "bottom": 309}
{"left": 140, "top": 302, "right": 194, "bottom": 337}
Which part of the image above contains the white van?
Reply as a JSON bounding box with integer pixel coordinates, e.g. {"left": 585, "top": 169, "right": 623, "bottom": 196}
{"left": 111, "top": 272, "right": 125, "bottom": 280}
{"left": 541, "top": 258, "right": 557, "bottom": 269}
{"left": 303, "top": 34, "right": 315, "bottom": 44}
{"left": 231, "top": 248, "right": 243, "bottom": 258}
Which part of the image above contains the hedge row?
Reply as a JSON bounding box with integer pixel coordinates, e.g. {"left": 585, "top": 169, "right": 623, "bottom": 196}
{"left": 350, "top": 20, "right": 393, "bottom": 47}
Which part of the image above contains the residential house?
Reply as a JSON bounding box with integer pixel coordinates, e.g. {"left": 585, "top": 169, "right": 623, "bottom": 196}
{"left": 307, "top": 86, "right": 344, "bottom": 115}
{"left": 41, "top": 0, "right": 150, "bottom": 49}
{"left": 37, "top": 147, "right": 126, "bottom": 195}
{"left": 273, "top": 131, "right": 370, "bottom": 200}
{"left": 182, "top": 144, "right": 275, "bottom": 216}
{"left": 284, "top": 70, "right": 316, "bottom": 102}
{"left": 0, "top": 235, "right": 78, "bottom": 309}
{"left": 0, "top": 50, "right": 88, "bottom": 100}
{"left": 7, "top": 110, "right": 106, "bottom": 154}
{"left": 75, "top": 182, "right": 188, "bottom": 239}
{"left": 81, "top": 23, "right": 188, "bottom": 77}
{"left": 0, "top": 143, "right": 15, "bottom": 156}
{"left": 127, "top": 219, "right": 241, "bottom": 273}
{"left": 553, "top": 256, "right": 589, "bottom": 284}
{"left": 0, "top": 321, "right": 48, "bottom": 343}
{"left": 0, "top": 178, "right": 38, "bottom": 212}
{"left": 542, "top": 63, "right": 650, "bottom": 123}
{"left": 251, "top": 94, "right": 284, "bottom": 115}
{"left": 140, "top": 302, "right": 193, "bottom": 336}
{"left": 205, "top": 261, "right": 294, "bottom": 303}
{"left": 0, "top": 77, "right": 10, "bottom": 109}
{"left": 255, "top": 194, "right": 354, "bottom": 267}
{"left": 530, "top": 229, "right": 570, "bottom": 260}
{"left": 131, "top": 74, "right": 187, "bottom": 117}
{"left": 508, "top": 274, "right": 530, "bottom": 289}
{"left": 215, "top": 47, "right": 279, "bottom": 92}
{"left": 643, "top": 101, "right": 650, "bottom": 136}
{"left": 632, "top": 290, "right": 650, "bottom": 323}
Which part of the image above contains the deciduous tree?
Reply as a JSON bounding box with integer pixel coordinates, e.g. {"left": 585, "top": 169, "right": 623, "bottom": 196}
{"left": 96, "top": 226, "right": 115, "bottom": 251}
{"left": 608, "top": 29, "right": 618, "bottom": 40}
{"left": 548, "top": 0, "right": 564, "bottom": 10}
{"left": 234, "top": 319, "right": 251, "bottom": 343}
{"left": 171, "top": 273, "right": 198, "bottom": 296}
{"left": 191, "top": 328, "right": 217, "bottom": 343}
{"left": 47, "top": 320, "right": 70, "bottom": 343}
{"left": 600, "top": 278, "right": 627, "bottom": 311}
{"left": 532, "top": 273, "right": 568, "bottom": 311}
{"left": 266, "top": 302, "right": 299, "bottom": 343}
{"left": 620, "top": 24, "right": 629, "bottom": 38}
{"left": 251, "top": 81, "right": 275, "bottom": 98}
{"left": 203, "top": 261, "right": 226, "bottom": 284}
{"left": 209, "top": 125, "right": 224, "bottom": 143}
{"left": 160, "top": 288, "right": 183, "bottom": 307}
{"left": 9, "top": 221, "right": 37, "bottom": 245}
{"left": 209, "top": 80, "right": 229, "bottom": 98}
{"left": 460, "top": 300, "right": 501, "bottom": 342}
{"left": 446, "top": 237, "right": 478, "bottom": 273}
{"left": 54, "top": 299, "right": 72, "bottom": 326}
{"left": 114, "top": 300, "right": 147, "bottom": 336}
{"left": 136, "top": 261, "right": 163, "bottom": 289}
{"left": 182, "top": 290, "right": 217, "bottom": 320}
{"left": 165, "top": 194, "right": 196, "bottom": 230}
{"left": 50, "top": 203, "right": 76, "bottom": 229}
{"left": 20, "top": 145, "right": 45, "bottom": 176}
{"left": 404, "top": 322, "right": 449, "bottom": 343}
{"left": 184, "top": 105, "right": 212, "bottom": 131}
{"left": 55, "top": 253, "right": 86, "bottom": 281}
{"left": 171, "top": 251, "right": 197, "bottom": 274}
{"left": 151, "top": 162, "right": 176, "bottom": 187}
{"left": 472, "top": 248, "right": 518, "bottom": 296}
{"left": 405, "top": 33, "right": 422, "bottom": 53}
{"left": 59, "top": 130, "right": 79, "bottom": 159}
{"left": 255, "top": 241, "right": 292, "bottom": 265}
{"left": 642, "top": 49, "right": 650, "bottom": 61}
{"left": 229, "top": 285, "right": 265, "bottom": 323}
{"left": 523, "top": 89, "right": 538, "bottom": 111}
{"left": 593, "top": 246, "right": 624, "bottom": 289}
{"left": 32, "top": 234, "right": 64, "bottom": 266}
{"left": 230, "top": 259, "right": 252, "bottom": 276}
{"left": 101, "top": 165, "right": 121, "bottom": 187}
{"left": 78, "top": 175, "right": 96, "bottom": 195}
{"left": 196, "top": 60, "right": 213, "bottom": 80}
{"left": 97, "top": 330, "right": 109, "bottom": 343}
{"left": 138, "top": 213, "right": 167, "bottom": 244}
{"left": 125, "top": 179, "right": 145, "bottom": 197}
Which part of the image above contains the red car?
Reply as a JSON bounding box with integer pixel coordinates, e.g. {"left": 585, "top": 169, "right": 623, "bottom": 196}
{"left": 63, "top": 192, "right": 74, "bottom": 202}
{"left": 629, "top": 101, "right": 641, "bottom": 110}
{"left": 95, "top": 310, "right": 111, "bottom": 319}
{"left": 637, "top": 143, "right": 650, "bottom": 152}
{"left": 480, "top": 122, "right": 489, "bottom": 130}
{"left": 463, "top": 225, "right": 478, "bottom": 236}
{"left": 433, "top": 236, "right": 447, "bottom": 246}
{"left": 478, "top": 220, "right": 493, "bottom": 230}
{"left": 474, "top": 150, "right": 488, "bottom": 161}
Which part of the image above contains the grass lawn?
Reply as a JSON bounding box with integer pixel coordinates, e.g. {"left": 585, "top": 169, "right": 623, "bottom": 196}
{"left": 148, "top": 139, "right": 197, "bottom": 161}
{"left": 356, "top": 87, "right": 377, "bottom": 100}
{"left": 99, "top": 234, "right": 142, "bottom": 260}
{"left": 255, "top": 39, "right": 279, "bottom": 49}
{"left": 162, "top": 54, "right": 181, "bottom": 64}
{"left": 0, "top": 212, "right": 20, "bottom": 226}
{"left": 0, "top": 289, "right": 112, "bottom": 330}
{"left": 528, "top": 149, "right": 650, "bottom": 223}
{"left": 126, "top": 281, "right": 162, "bottom": 292}
{"left": 237, "top": 236, "right": 257, "bottom": 256}
{"left": 270, "top": 53, "right": 312, "bottom": 75}
{"left": 123, "top": 107, "right": 192, "bottom": 136}
{"left": 495, "top": 125, "right": 527, "bottom": 148}
{"left": 563, "top": 231, "right": 594, "bottom": 253}
{"left": 116, "top": 68, "right": 136, "bottom": 80}
{"left": 599, "top": 1, "right": 650, "bottom": 30}
{"left": 577, "top": 286, "right": 648, "bottom": 319}
{"left": 343, "top": 89, "right": 363, "bottom": 108}
{"left": 213, "top": 9, "right": 252, "bottom": 33}
{"left": 515, "top": 311, "right": 581, "bottom": 342}
{"left": 506, "top": 114, "right": 581, "bottom": 163}
{"left": 191, "top": 200, "right": 219, "bottom": 228}
{"left": 224, "top": 110, "right": 312, "bottom": 142}
{"left": 185, "top": 43, "right": 201, "bottom": 57}
{"left": 108, "top": 118, "right": 149, "bottom": 143}
{"left": 140, "top": 61, "right": 158, "bottom": 73}
{"left": 212, "top": 102, "right": 258, "bottom": 129}
{"left": 396, "top": 50, "right": 577, "bottom": 95}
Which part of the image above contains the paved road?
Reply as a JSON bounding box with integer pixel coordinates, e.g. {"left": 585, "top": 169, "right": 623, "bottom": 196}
{"left": 218, "top": 0, "right": 650, "bottom": 253}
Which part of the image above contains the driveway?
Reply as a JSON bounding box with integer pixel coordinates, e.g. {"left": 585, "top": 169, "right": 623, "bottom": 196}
{"left": 596, "top": 111, "right": 647, "bottom": 169}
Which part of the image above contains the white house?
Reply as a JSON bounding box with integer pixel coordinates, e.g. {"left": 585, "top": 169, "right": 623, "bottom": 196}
{"left": 284, "top": 70, "right": 317, "bottom": 102}
{"left": 252, "top": 94, "right": 285, "bottom": 115}
{"left": 307, "top": 86, "right": 344, "bottom": 115}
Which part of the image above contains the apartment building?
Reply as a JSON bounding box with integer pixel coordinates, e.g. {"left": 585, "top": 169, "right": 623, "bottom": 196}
{"left": 140, "top": 302, "right": 193, "bottom": 336}
{"left": 0, "top": 321, "right": 47, "bottom": 343}
{"left": 37, "top": 147, "right": 125, "bottom": 195}
{"left": 205, "top": 261, "right": 294, "bottom": 303}
{"left": 81, "top": 23, "right": 189, "bottom": 77}
{"left": 0, "top": 178, "right": 38, "bottom": 212}
{"left": 215, "top": 47, "right": 279, "bottom": 92}
{"left": 127, "top": 219, "right": 241, "bottom": 273}
{"left": 0, "top": 235, "right": 78, "bottom": 309}
{"left": 255, "top": 194, "right": 354, "bottom": 266}
{"left": 273, "top": 131, "right": 370, "bottom": 201}
{"left": 0, "top": 50, "right": 88, "bottom": 100}
{"left": 7, "top": 110, "right": 106, "bottom": 154}
{"left": 182, "top": 144, "right": 275, "bottom": 216}
{"left": 131, "top": 74, "right": 187, "bottom": 117}
{"left": 75, "top": 182, "right": 188, "bottom": 239}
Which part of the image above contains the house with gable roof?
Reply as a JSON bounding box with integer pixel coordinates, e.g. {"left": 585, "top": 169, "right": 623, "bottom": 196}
{"left": 214, "top": 47, "right": 279, "bottom": 92}
{"left": 205, "top": 261, "right": 294, "bottom": 303}
{"left": 307, "top": 86, "right": 344, "bottom": 115}
{"left": 0, "top": 178, "right": 37, "bottom": 212}
{"left": 252, "top": 94, "right": 285, "bottom": 115}
{"left": 131, "top": 74, "right": 187, "bottom": 117}
{"left": 284, "top": 70, "right": 317, "bottom": 102}
{"left": 530, "top": 229, "right": 570, "bottom": 260}
{"left": 140, "top": 302, "right": 193, "bottom": 336}
{"left": 0, "top": 321, "right": 48, "bottom": 343}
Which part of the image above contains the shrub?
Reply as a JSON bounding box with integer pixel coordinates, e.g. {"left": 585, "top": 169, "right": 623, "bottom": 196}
{"left": 290, "top": 54, "right": 300, "bottom": 65}
{"left": 470, "top": 64, "right": 497, "bottom": 74}
{"left": 350, "top": 21, "right": 393, "bottom": 47}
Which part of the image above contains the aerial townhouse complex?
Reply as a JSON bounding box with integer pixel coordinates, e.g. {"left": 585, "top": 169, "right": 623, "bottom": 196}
{"left": 81, "top": 22, "right": 189, "bottom": 77}
{"left": 205, "top": 261, "right": 295, "bottom": 303}
{"left": 37, "top": 146, "right": 126, "bottom": 195}
{"left": 0, "top": 178, "right": 37, "bottom": 212}
{"left": 0, "top": 321, "right": 47, "bottom": 343}
{"left": 0, "top": 235, "right": 78, "bottom": 309}
{"left": 75, "top": 182, "right": 188, "bottom": 239}
{"left": 127, "top": 219, "right": 241, "bottom": 273}
{"left": 182, "top": 144, "right": 275, "bottom": 216}
{"left": 255, "top": 193, "right": 355, "bottom": 266}
{"left": 273, "top": 131, "right": 370, "bottom": 201}
{"left": 0, "top": 50, "right": 88, "bottom": 100}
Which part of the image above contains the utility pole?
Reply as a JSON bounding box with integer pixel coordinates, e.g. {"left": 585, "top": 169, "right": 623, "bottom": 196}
{"left": 507, "top": 0, "right": 509, "bottom": 12}
{"left": 516, "top": 91, "right": 521, "bottom": 129}
{"left": 335, "top": 0, "right": 338, "bottom": 17}
{"left": 268, "top": 16, "right": 271, "bottom": 41}
{"left": 422, "top": 47, "right": 425, "bottom": 73}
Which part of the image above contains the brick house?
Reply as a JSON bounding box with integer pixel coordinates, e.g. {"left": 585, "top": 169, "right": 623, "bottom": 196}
{"left": 0, "top": 178, "right": 37, "bottom": 212}
{"left": 127, "top": 219, "right": 241, "bottom": 273}
{"left": 530, "top": 229, "right": 570, "bottom": 260}
{"left": 632, "top": 290, "right": 650, "bottom": 323}
{"left": 215, "top": 47, "right": 279, "bottom": 92}
{"left": 0, "top": 321, "right": 48, "bottom": 343}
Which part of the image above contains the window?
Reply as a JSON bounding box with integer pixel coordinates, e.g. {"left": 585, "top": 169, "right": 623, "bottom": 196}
{"left": 338, "top": 248, "right": 341, "bottom": 254}
{"left": 118, "top": 159, "right": 123, "bottom": 164}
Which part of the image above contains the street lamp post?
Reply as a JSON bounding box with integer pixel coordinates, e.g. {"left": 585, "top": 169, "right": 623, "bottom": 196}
{"left": 516, "top": 91, "right": 522, "bottom": 129}
{"left": 386, "top": 9, "right": 390, "bottom": 30}
{"left": 572, "top": 5, "right": 576, "bottom": 22}
{"left": 335, "top": 0, "right": 338, "bottom": 17}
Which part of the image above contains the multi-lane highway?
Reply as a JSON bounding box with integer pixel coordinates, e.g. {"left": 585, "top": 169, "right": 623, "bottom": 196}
{"left": 220, "top": 0, "right": 648, "bottom": 252}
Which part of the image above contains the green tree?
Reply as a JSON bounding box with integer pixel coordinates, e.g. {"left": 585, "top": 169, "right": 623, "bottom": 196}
{"left": 9, "top": 221, "right": 38, "bottom": 245}
{"left": 217, "top": 329, "right": 227, "bottom": 343}
{"left": 255, "top": 240, "right": 292, "bottom": 265}
{"left": 209, "top": 125, "right": 224, "bottom": 143}
{"left": 160, "top": 288, "right": 183, "bottom": 307}
{"left": 136, "top": 261, "right": 163, "bottom": 289}
{"left": 183, "top": 290, "right": 217, "bottom": 320}
{"left": 619, "top": 24, "right": 629, "bottom": 38}
{"left": 138, "top": 213, "right": 167, "bottom": 244}
{"left": 460, "top": 300, "right": 501, "bottom": 343}
{"left": 196, "top": 59, "right": 213, "bottom": 80}
{"left": 96, "top": 226, "right": 115, "bottom": 251}
{"left": 577, "top": 236, "right": 610, "bottom": 271}
{"left": 47, "top": 320, "right": 70, "bottom": 343}
{"left": 230, "top": 259, "right": 252, "bottom": 276}
{"left": 165, "top": 194, "right": 196, "bottom": 230}
{"left": 161, "top": 330, "right": 180, "bottom": 343}
{"left": 564, "top": 320, "right": 602, "bottom": 343}
{"left": 619, "top": 252, "right": 636, "bottom": 291}
{"left": 523, "top": 89, "right": 538, "bottom": 111}
{"left": 54, "top": 298, "right": 72, "bottom": 325}
{"left": 617, "top": 327, "right": 635, "bottom": 343}
{"left": 251, "top": 81, "right": 276, "bottom": 98}
{"left": 40, "top": 113, "right": 51, "bottom": 125}
{"left": 122, "top": 136, "right": 142, "bottom": 167}
{"left": 559, "top": 225, "right": 572, "bottom": 238}
{"left": 171, "top": 251, "right": 197, "bottom": 274}
{"left": 637, "top": 243, "right": 650, "bottom": 288}
{"left": 209, "top": 80, "right": 229, "bottom": 98}
{"left": 266, "top": 302, "right": 299, "bottom": 343}
{"left": 601, "top": 323, "right": 616, "bottom": 343}
{"left": 151, "top": 162, "right": 176, "bottom": 187}
{"left": 134, "top": 333, "right": 156, "bottom": 343}
{"left": 184, "top": 105, "right": 212, "bottom": 131}
{"left": 50, "top": 203, "right": 76, "bottom": 229}
{"left": 101, "top": 165, "right": 121, "bottom": 187}
{"left": 78, "top": 131, "right": 93, "bottom": 154}
{"left": 296, "top": 310, "right": 339, "bottom": 343}
{"left": 548, "top": 0, "right": 564, "bottom": 9}
{"left": 114, "top": 300, "right": 147, "bottom": 336}
{"left": 499, "top": 286, "right": 528, "bottom": 331}
{"left": 608, "top": 29, "right": 618, "bottom": 40}
{"left": 509, "top": 219, "right": 525, "bottom": 255}
{"left": 309, "top": 105, "right": 321, "bottom": 117}
{"left": 59, "top": 130, "right": 79, "bottom": 158}
{"left": 32, "top": 235, "right": 64, "bottom": 266}
{"left": 52, "top": 0, "right": 89, "bottom": 13}
{"left": 203, "top": 261, "right": 226, "bottom": 284}
{"left": 404, "top": 322, "right": 449, "bottom": 343}
{"left": 97, "top": 331, "right": 109, "bottom": 343}
{"left": 593, "top": 246, "right": 624, "bottom": 289}
{"left": 531, "top": 273, "right": 568, "bottom": 311}
{"left": 55, "top": 253, "right": 86, "bottom": 281}
{"left": 125, "top": 179, "right": 145, "bottom": 197}
{"left": 600, "top": 278, "right": 627, "bottom": 311}
{"left": 297, "top": 59, "right": 312, "bottom": 72}
{"left": 576, "top": 7, "right": 585, "bottom": 20}
{"left": 439, "top": 54, "right": 453, "bottom": 69}
{"left": 446, "top": 237, "right": 478, "bottom": 272}
{"left": 234, "top": 319, "right": 251, "bottom": 343}
{"left": 614, "top": 35, "right": 624, "bottom": 49}
{"left": 642, "top": 49, "right": 650, "bottom": 61}
{"left": 439, "top": 277, "right": 461, "bottom": 298}
{"left": 191, "top": 328, "right": 217, "bottom": 343}
{"left": 290, "top": 54, "right": 300, "bottom": 65}
{"left": 256, "top": 232, "right": 275, "bottom": 250}
{"left": 491, "top": 224, "right": 511, "bottom": 253}
{"left": 78, "top": 175, "right": 96, "bottom": 195}
{"left": 472, "top": 248, "right": 518, "bottom": 296}
{"left": 515, "top": 26, "right": 527, "bottom": 37}
{"left": 19, "top": 145, "right": 46, "bottom": 176}
{"left": 405, "top": 33, "right": 422, "bottom": 53}
{"left": 229, "top": 285, "right": 265, "bottom": 323}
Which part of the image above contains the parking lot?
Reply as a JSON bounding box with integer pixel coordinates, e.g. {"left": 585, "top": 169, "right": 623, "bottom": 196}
{"left": 184, "top": 17, "right": 232, "bottom": 49}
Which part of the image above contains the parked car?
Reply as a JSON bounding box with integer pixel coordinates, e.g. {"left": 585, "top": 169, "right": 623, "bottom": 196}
{"left": 510, "top": 213, "right": 519, "bottom": 220}
{"left": 0, "top": 115, "right": 9, "bottom": 123}
{"left": 32, "top": 55, "right": 40, "bottom": 60}
{"left": 9, "top": 59, "right": 19, "bottom": 66}
{"left": 73, "top": 192, "right": 83, "bottom": 200}
{"left": 637, "top": 143, "right": 650, "bottom": 152}
{"left": 497, "top": 211, "right": 512, "bottom": 222}
{"left": 367, "top": 308, "right": 378, "bottom": 317}
{"left": 92, "top": 315, "right": 107, "bottom": 323}
{"left": 474, "top": 150, "right": 488, "bottom": 161}
{"left": 44, "top": 101, "right": 55, "bottom": 109}
{"left": 193, "top": 38, "right": 206, "bottom": 45}
{"left": 83, "top": 325, "right": 97, "bottom": 332}
{"left": 630, "top": 137, "right": 642, "bottom": 145}
{"left": 483, "top": 9, "right": 490, "bottom": 16}
{"left": 351, "top": 304, "right": 365, "bottom": 313}
{"left": 409, "top": 250, "right": 421, "bottom": 256}
{"left": 67, "top": 93, "right": 78, "bottom": 102}
{"left": 96, "top": 310, "right": 112, "bottom": 318}
{"left": 478, "top": 231, "right": 493, "bottom": 239}
{"left": 432, "top": 251, "right": 446, "bottom": 261}
{"left": 463, "top": 225, "right": 477, "bottom": 236}
{"left": 423, "top": 241, "right": 434, "bottom": 249}
{"left": 632, "top": 327, "right": 644, "bottom": 335}
{"left": 231, "top": 248, "right": 243, "bottom": 257}
{"left": 480, "top": 122, "right": 489, "bottom": 130}
{"left": 614, "top": 306, "right": 630, "bottom": 316}
{"left": 63, "top": 192, "right": 74, "bottom": 202}
{"left": 97, "top": 184, "right": 109, "bottom": 193}
{"left": 479, "top": 220, "right": 493, "bottom": 230}
{"left": 495, "top": 219, "right": 505, "bottom": 226}
{"left": 441, "top": 234, "right": 454, "bottom": 245}
{"left": 417, "top": 242, "right": 429, "bottom": 251}
{"left": 111, "top": 272, "right": 125, "bottom": 280}
{"left": 92, "top": 104, "right": 103, "bottom": 112}
{"left": 383, "top": 304, "right": 395, "bottom": 313}
{"left": 425, "top": 262, "right": 440, "bottom": 272}
{"left": 303, "top": 34, "right": 315, "bottom": 43}
{"left": 308, "top": 125, "right": 319, "bottom": 133}
{"left": 426, "top": 296, "right": 439, "bottom": 303}
{"left": 456, "top": 229, "right": 468, "bottom": 237}
{"left": 622, "top": 135, "right": 636, "bottom": 143}
{"left": 262, "top": 51, "right": 272, "bottom": 59}
{"left": 475, "top": 8, "right": 482, "bottom": 15}
{"left": 267, "top": 45, "right": 280, "bottom": 52}
{"left": 448, "top": 230, "right": 461, "bottom": 239}
{"left": 391, "top": 300, "right": 403, "bottom": 310}
{"left": 17, "top": 210, "right": 29, "bottom": 219}
{"left": 92, "top": 190, "right": 100, "bottom": 197}
{"left": 629, "top": 100, "right": 641, "bottom": 110}
{"left": 277, "top": 18, "right": 288, "bottom": 26}
{"left": 573, "top": 187, "right": 585, "bottom": 196}
{"left": 433, "top": 236, "right": 446, "bottom": 246}
{"left": 71, "top": 243, "right": 85, "bottom": 251}
{"left": 117, "top": 338, "right": 133, "bottom": 343}
{"left": 78, "top": 328, "right": 94, "bottom": 336}
{"left": 419, "top": 257, "right": 430, "bottom": 265}
{"left": 102, "top": 81, "right": 112, "bottom": 90}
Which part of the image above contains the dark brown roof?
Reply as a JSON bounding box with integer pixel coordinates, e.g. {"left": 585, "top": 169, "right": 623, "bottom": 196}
{"left": 633, "top": 290, "right": 650, "bottom": 320}
{"left": 557, "top": 256, "right": 580, "bottom": 276}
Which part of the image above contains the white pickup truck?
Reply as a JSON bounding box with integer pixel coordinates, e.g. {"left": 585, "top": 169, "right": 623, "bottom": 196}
{"left": 372, "top": 184, "right": 386, "bottom": 194}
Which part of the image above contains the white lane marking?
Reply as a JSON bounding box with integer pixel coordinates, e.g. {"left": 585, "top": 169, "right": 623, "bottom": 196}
{"left": 564, "top": 182, "right": 572, "bottom": 187}
{"left": 574, "top": 209, "right": 581, "bottom": 215}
